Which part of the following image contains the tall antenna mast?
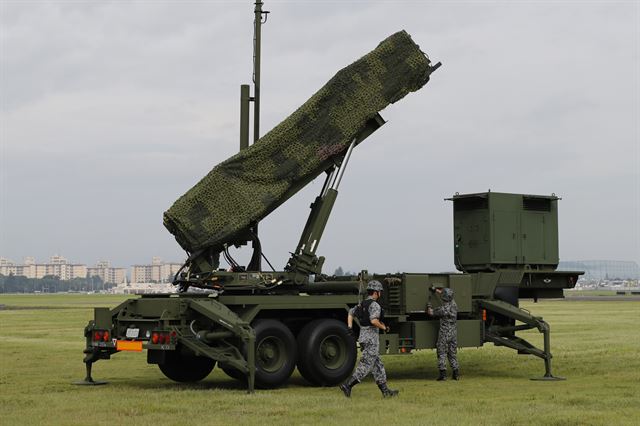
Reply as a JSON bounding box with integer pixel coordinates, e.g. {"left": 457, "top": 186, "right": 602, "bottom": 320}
{"left": 253, "top": 1, "right": 268, "bottom": 144}
{"left": 239, "top": 1, "right": 269, "bottom": 271}
{"left": 240, "top": 2, "right": 269, "bottom": 151}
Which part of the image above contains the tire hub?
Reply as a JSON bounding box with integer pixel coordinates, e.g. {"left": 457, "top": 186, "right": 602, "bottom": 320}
{"left": 319, "top": 335, "right": 346, "bottom": 370}
{"left": 257, "top": 336, "right": 286, "bottom": 373}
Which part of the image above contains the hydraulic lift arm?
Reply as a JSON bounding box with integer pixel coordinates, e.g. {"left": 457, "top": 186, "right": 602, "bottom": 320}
{"left": 285, "top": 114, "right": 386, "bottom": 283}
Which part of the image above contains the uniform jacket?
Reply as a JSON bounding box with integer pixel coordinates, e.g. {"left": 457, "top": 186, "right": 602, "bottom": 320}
{"left": 432, "top": 288, "right": 458, "bottom": 339}
{"left": 350, "top": 296, "right": 382, "bottom": 344}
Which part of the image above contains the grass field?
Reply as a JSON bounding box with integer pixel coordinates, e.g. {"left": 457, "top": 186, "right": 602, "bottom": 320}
{"left": 1, "top": 294, "right": 638, "bottom": 426}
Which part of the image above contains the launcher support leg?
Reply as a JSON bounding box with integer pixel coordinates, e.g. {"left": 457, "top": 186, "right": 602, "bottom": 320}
{"left": 479, "top": 300, "right": 567, "bottom": 381}
{"left": 73, "top": 349, "right": 108, "bottom": 385}
{"left": 73, "top": 326, "right": 109, "bottom": 386}
{"left": 187, "top": 300, "right": 256, "bottom": 392}
{"left": 531, "top": 321, "right": 565, "bottom": 381}
{"left": 83, "top": 359, "right": 94, "bottom": 383}
{"left": 247, "top": 331, "right": 256, "bottom": 394}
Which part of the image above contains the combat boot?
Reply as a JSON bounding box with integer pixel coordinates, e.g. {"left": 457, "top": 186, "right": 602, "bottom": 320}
{"left": 377, "top": 381, "right": 399, "bottom": 398}
{"left": 339, "top": 376, "right": 359, "bottom": 398}
{"left": 437, "top": 369, "right": 447, "bottom": 381}
{"left": 452, "top": 369, "right": 460, "bottom": 381}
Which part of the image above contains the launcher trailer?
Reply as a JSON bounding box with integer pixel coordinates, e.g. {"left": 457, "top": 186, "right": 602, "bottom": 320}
{"left": 78, "top": 3, "right": 582, "bottom": 393}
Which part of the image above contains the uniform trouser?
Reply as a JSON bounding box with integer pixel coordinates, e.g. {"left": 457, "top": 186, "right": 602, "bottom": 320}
{"left": 352, "top": 341, "right": 387, "bottom": 383}
{"left": 437, "top": 335, "right": 459, "bottom": 371}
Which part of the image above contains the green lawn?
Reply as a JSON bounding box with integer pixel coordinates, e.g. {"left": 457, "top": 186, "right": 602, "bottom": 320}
{"left": 0, "top": 294, "right": 638, "bottom": 425}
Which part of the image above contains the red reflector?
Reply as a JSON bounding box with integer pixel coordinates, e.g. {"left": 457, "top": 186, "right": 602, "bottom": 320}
{"left": 482, "top": 309, "right": 487, "bottom": 321}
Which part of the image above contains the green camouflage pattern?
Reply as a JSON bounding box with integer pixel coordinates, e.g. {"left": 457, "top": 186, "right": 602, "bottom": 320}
{"left": 164, "top": 30, "right": 435, "bottom": 253}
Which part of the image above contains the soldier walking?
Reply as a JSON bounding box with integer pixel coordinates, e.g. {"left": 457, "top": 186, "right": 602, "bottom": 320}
{"left": 427, "top": 287, "right": 460, "bottom": 381}
{"left": 339, "top": 280, "right": 399, "bottom": 398}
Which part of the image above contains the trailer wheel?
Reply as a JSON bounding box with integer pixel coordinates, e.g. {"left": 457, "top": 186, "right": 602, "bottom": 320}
{"left": 220, "top": 365, "right": 245, "bottom": 381}
{"left": 493, "top": 286, "right": 519, "bottom": 334}
{"left": 253, "top": 319, "right": 297, "bottom": 388}
{"left": 297, "top": 319, "right": 356, "bottom": 386}
{"left": 158, "top": 348, "right": 215, "bottom": 383}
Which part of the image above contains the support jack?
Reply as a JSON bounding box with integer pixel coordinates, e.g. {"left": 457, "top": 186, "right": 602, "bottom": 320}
{"left": 73, "top": 358, "right": 108, "bottom": 386}
{"left": 531, "top": 375, "right": 565, "bottom": 381}
{"left": 531, "top": 358, "right": 565, "bottom": 381}
{"left": 479, "top": 299, "right": 568, "bottom": 382}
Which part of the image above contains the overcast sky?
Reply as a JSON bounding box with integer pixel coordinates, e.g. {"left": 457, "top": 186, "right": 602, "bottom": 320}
{"left": 1, "top": 0, "right": 638, "bottom": 274}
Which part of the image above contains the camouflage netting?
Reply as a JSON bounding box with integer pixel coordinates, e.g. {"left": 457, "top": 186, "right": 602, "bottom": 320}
{"left": 164, "top": 30, "right": 434, "bottom": 253}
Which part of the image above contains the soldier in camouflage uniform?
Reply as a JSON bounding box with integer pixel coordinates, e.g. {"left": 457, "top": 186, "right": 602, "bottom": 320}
{"left": 339, "top": 280, "right": 399, "bottom": 398}
{"left": 427, "top": 287, "right": 460, "bottom": 381}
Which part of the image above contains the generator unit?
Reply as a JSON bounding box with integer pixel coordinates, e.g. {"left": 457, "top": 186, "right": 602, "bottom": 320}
{"left": 450, "top": 192, "right": 560, "bottom": 272}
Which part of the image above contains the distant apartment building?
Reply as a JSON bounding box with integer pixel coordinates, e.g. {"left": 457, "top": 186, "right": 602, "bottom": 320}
{"left": 0, "top": 258, "right": 37, "bottom": 278}
{"left": 87, "top": 260, "right": 127, "bottom": 284}
{"left": 0, "top": 255, "right": 87, "bottom": 280}
{"left": 38, "top": 263, "right": 87, "bottom": 280}
{"left": 0, "top": 256, "right": 129, "bottom": 282}
{"left": 130, "top": 257, "right": 182, "bottom": 283}
{"left": 1, "top": 255, "right": 183, "bottom": 283}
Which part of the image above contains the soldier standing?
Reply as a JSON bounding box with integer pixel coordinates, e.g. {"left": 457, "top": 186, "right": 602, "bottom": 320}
{"left": 339, "top": 280, "right": 399, "bottom": 398}
{"left": 427, "top": 287, "right": 460, "bottom": 381}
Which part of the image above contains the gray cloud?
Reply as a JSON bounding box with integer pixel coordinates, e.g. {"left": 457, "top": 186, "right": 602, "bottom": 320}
{"left": 1, "top": 1, "right": 638, "bottom": 273}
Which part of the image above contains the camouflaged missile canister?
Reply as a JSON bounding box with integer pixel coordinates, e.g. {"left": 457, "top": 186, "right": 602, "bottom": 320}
{"left": 164, "top": 30, "right": 434, "bottom": 253}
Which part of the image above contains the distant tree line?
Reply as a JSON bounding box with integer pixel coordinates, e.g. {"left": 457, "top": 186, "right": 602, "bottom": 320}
{"left": 0, "top": 274, "right": 115, "bottom": 293}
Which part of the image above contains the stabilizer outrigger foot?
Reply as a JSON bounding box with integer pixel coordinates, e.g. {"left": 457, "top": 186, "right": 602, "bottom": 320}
{"left": 73, "top": 379, "right": 109, "bottom": 386}
{"left": 72, "top": 362, "right": 108, "bottom": 386}
{"left": 530, "top": 357, "right": 565, "bottom": 381}
{"left": 531, "top": 375, "right": 565, "bottom": 381}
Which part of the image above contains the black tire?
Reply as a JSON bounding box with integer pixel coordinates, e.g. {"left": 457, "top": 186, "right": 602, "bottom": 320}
{"left": 297, "top": 319, "right": 357, "bottom": 386}
{"left": 158, "top": 347, "right": 215, "bottom": 383}
{"left": 218, "top": 320, "right": 297, "bottom": 388}
{"left": 493, "top": 286, "right": 519, "bottom": 334}
{"left": 252, "top": 319, "right": 297, "bottom": 388}
{"left": 494, "top": 286, "right": 519, "bottom": 307}
{"left": 220, "top": 365, "right": 245, "bottom": 381}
